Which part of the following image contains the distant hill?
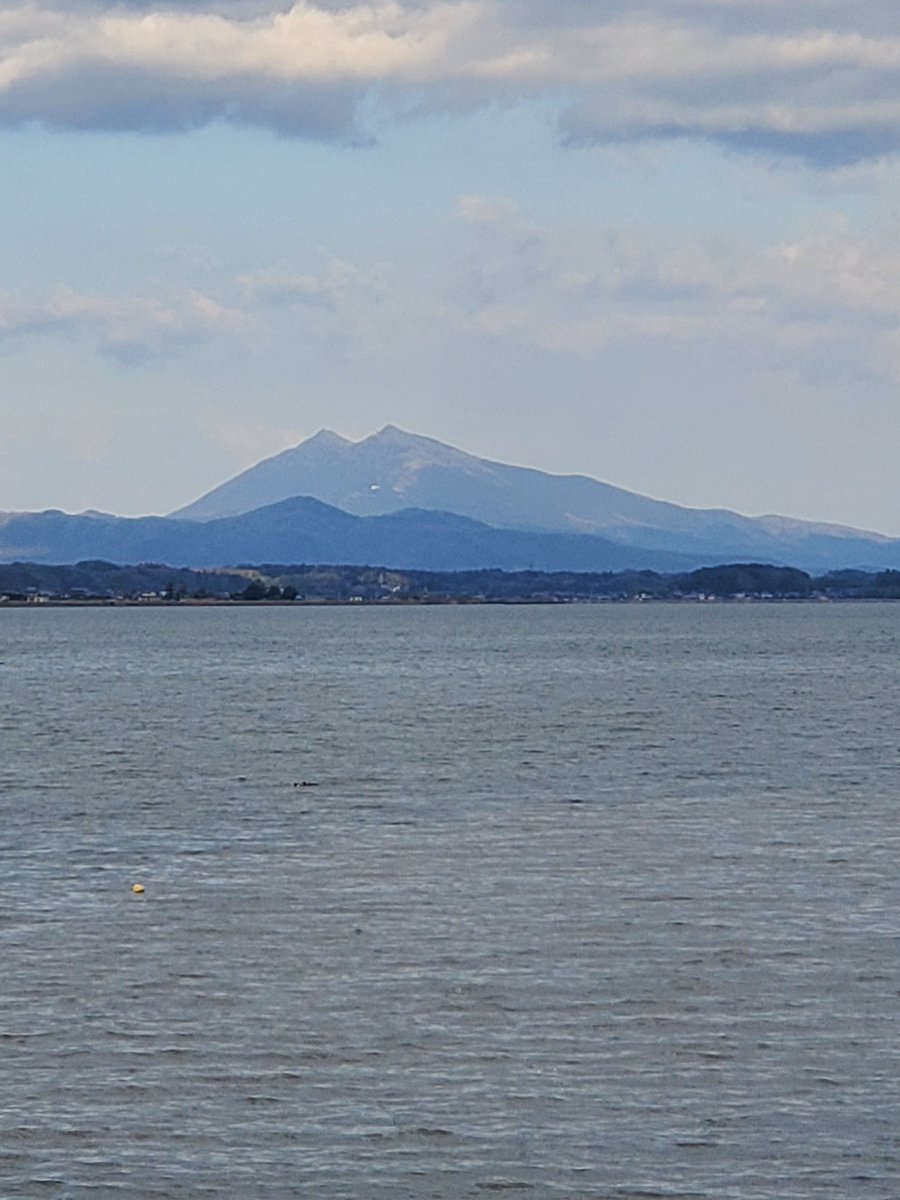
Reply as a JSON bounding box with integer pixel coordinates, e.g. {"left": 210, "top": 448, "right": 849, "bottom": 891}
{"left": 0, "top": 497, "right": 696, "bottom": 573}
{"left": 0, "top": 560, "right": 248, "bottom": 599}
{"left": 6, "top": 426, "right": 900, "bottom": 572}
{"left": 6, "top": 559, "right": 900, "bottom": 604}
{"left": 170, "top": 425, "right": 900, "bottom": 570}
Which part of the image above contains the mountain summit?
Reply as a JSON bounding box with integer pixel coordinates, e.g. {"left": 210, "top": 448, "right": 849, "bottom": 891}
{"left": 171, "top": 423, "right": 725, "bottom": 533}
{"left": 170, "top": 425, "right": 897, "bottom": 569}
{"left": 172, "top": 426, "right": 505, "bottom": 523}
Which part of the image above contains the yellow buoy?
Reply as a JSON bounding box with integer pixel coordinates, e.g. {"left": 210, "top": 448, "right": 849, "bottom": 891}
{"left": 132, "top": 883, "right": 145, "bottom": 894}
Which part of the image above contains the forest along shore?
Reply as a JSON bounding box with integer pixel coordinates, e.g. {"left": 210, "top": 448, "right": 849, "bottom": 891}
{"left": 3, "top": 562, "right": 900, "bottom": 605}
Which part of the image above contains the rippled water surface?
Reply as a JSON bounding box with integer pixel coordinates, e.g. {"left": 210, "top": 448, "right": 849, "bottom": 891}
{"left": 2, "top": 603, "right": 900, "bottom": 1198}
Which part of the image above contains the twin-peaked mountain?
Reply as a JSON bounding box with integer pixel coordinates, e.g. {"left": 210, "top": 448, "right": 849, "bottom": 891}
{"left": 171, "top": 425, "right": 900, "bottom": 571}
{"left": 2, "top": 426, "right": 900, "bottom": 571}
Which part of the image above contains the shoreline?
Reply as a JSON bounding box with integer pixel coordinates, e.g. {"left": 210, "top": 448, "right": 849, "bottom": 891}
{"left": 0, "top": 595, "right": 885, "bottom": 608}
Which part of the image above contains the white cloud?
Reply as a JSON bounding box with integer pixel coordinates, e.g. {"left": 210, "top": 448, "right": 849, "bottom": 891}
{"left": 436, "top": 195, "right": 900, "bottom": 389}
{"left": 455, "top": 194, "right": 522, "bottom": 225}
{"left": 0, "top": 283, "right": 246, "bottom": 360}
{"left": 0, "top": 252, "right": 400, "bottom": 362}
{"left": 6, "top": 201, "right": 900, "bottom": 389}
{"left": 238, "top": 253, "right": 398, "bottom": 352}
{"left": 2, "top": 1, "right": 900, "bottom": 160}
{"left": 239, "top": 256, "right": 389, "bottom": 306}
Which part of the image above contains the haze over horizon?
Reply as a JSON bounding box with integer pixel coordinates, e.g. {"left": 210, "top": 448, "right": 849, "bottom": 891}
{"left": 4, "top": 2, "right": 900, "bottom": 533}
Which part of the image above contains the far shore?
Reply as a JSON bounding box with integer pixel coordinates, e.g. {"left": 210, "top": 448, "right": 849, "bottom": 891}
{"left": 1, "top": 595, "right": 890, "bottom": 609}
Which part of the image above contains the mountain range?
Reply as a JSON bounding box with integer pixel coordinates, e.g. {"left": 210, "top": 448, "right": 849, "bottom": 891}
{"left": 3, "top": 425, "right": 900, "bottom": 571}
{"left": 0, "top": 497, "right": 695, "bottom": 573}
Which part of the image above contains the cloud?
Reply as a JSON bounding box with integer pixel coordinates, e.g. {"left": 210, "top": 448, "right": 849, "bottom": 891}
{"left": 0, "top": 283, "right": 246, "bottom": 361}
{"left": 5, "top": 200, "right": 900, "bottom": 390}
{"left": 2, "top": 2, "right": 900, "bottom": 160}
{"left": 238, "top": 253, "right": 398, "bottom": 350}
{"left": 0, "top": 252, "right": 398, "bottom": 363}
{"left": 438, "top": 194, "right": 900, "bottom": 388}
{"left": 238, "top": 256, "right": 389, "bottom": 307}
{"left": 455, "top": 194, "right": 522, "bottom": 226}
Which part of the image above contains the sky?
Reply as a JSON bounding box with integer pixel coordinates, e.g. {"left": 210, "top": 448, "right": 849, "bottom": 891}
{"left": 3, "top": 1, "right": 900, "bottom": 532}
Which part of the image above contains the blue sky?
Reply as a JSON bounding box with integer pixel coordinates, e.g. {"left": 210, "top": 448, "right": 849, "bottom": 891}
{"left": 3, "top": 1, "right": 900, "bottom": 533}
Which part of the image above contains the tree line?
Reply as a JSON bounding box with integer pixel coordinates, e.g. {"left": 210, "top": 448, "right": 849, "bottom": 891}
{"left": 4, "top": 559, "right": 900, "bottom": 602}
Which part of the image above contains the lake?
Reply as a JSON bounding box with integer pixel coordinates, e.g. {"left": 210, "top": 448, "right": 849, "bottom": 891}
{"left": 2, "top": 603, "right": 899, "bottom": 1198}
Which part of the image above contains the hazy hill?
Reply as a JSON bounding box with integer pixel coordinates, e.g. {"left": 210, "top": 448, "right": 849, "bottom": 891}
{"left": 171, "top": 425, "right": 900, "bottom": 570}
{"left": 7, "top": 427, "right": 900, "bottom": 572}
{"left": 0, "top": 497, "right": 696, "bottom": 573}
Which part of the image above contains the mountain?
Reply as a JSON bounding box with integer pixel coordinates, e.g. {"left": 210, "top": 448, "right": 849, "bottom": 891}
{"left": 6, "top": 426, "right": 900, "bottom": 572}
{"left": 0, "top": 497, "right": 696, "bottom": 573}
{"left": 171, "top": 425, "right": 900, "bottom": 570}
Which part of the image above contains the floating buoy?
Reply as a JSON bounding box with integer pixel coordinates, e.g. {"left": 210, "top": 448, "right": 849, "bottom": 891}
{"left": 132, "top": 883, "right": 145, "bottom": 894}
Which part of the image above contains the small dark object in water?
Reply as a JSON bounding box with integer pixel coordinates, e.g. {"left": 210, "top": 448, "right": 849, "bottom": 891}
{"left": 293, "top": 781, "right": 319, "bottom": 788}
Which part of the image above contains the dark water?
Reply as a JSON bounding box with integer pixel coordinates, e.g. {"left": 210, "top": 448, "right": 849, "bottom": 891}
{"left": 2, "top": 603, "right": 899, "bottom": 1198}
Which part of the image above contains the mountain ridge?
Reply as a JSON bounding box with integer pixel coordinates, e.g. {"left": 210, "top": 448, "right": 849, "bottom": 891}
{"left": 0, "top": 494, "right": 698, "bottom": 573}
{"left": 168, "top": 425, "right": 900, "bottom": 569}
{"left": 6, "top": 426, "right": 900, "bottom": 572}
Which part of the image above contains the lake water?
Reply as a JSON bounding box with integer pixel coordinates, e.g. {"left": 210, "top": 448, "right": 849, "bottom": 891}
{"left": 2, "top": 603, "right": 899, "bottom": 1198}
